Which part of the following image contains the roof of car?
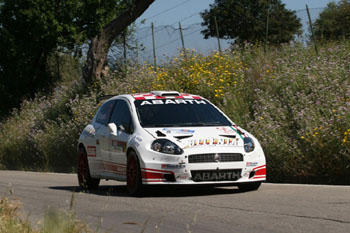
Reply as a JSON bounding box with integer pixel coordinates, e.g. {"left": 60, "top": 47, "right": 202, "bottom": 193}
{"left": 131, "top": 91, "right": 202, "bottom": 100}
{"left": 98, "top": 91, "right": 204, "bottom": 104}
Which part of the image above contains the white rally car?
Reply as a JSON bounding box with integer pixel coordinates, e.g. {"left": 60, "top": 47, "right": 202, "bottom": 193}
{"left": 77, "top": 91, "right": 266, "bottom": 195}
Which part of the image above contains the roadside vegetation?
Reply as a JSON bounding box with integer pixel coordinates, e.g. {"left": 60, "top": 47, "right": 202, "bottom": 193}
{"left": 0, "top": 197, "right": 91, "bottom": 233}
{"left": 0, "top": 41, "right": 349, "bottom": 184}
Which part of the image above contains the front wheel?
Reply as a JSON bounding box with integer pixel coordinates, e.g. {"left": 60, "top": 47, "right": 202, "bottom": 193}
{"left": 77, "top": 147, "right": 100, "bottom": 191}
{"left": 237, "top": 182, "right": 261, "bottom": 192}
{"left": 127, "top": 151, "right": 143, "bottom": 196}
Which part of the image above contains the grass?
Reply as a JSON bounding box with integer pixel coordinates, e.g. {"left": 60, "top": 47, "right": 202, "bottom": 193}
{"left": 0, "top": 41, "right": 349, "bottom": 184}
{"left": 0, "top": 197, "right": 92, "bottom": 233}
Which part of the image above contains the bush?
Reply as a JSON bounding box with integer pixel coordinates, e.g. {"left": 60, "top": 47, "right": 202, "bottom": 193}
{"left": 244, "top": 42, "right": 350, "bottom": 183}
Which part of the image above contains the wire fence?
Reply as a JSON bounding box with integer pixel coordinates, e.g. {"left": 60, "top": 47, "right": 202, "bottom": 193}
{"left": 130, "top": 7, "right": 324, "bottom": 64}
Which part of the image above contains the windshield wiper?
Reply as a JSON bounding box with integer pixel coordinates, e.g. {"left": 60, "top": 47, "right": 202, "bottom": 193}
{"left": 179, "top": 122, "right": 223, "bottom": 126}
{"left": 174, "top": 135, "right": 193, "bottom": 140}
{"left": 144, "top": 122, "right": 223, "bottom": 127}
{"left": 145, "top": 124, "right": 176, "bottom": 127}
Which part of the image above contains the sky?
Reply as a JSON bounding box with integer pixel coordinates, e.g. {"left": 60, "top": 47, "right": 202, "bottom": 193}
{"left": 136, "top": 0, "right": 340, "bottom": 27}
{"left": 134, "top": 0, "right": 340, "bottom": 62}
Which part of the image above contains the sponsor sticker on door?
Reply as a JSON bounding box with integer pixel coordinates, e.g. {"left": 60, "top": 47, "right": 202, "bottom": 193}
{"left": 87, "top": 146, "right": 96, "bottom": 157}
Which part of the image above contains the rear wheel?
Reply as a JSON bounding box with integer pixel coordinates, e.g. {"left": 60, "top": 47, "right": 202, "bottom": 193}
{"left": 127, "top": 151, "right": 143, "bottom": 196}
{"left": 238, "top": 182, "right": 261, "bottom": 192}
{"left": 77, "top": 147, "right": 100, "bottom": 191}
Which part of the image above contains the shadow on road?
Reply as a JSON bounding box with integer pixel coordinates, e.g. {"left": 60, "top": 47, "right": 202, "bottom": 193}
{"left": 49, "top": 184, "right": 242, "bottom": 198}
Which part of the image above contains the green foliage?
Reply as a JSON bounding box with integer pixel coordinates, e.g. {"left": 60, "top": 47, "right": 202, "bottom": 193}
{"left": 314, "top": 0, "right": 350, "bottom": 41}
{"left": 200, "top": 0, "right": 302, "bottom": 45}
{"left": 242, "top": 42, "right": 350, "bottom": 183}
{"left": 0, "top": 0, "right": 126, "bottom": 117}
{"left": 0, "top": 55, "right": 86, "bottom": 172}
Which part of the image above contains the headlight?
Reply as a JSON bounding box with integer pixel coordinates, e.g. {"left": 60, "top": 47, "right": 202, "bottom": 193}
{"left": 151, "top": 139, "right": 183, "bottom": 155}
{"left": 244, "top": 137, "right": 255, "bottom": 153}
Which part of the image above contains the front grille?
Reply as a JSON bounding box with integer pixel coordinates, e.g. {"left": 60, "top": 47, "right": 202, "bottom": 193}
{"left": 191, "top": 169, "right": 242, "bottom": 182}
{"left": 188, "top": 153, "right": 243, "bottom": 163}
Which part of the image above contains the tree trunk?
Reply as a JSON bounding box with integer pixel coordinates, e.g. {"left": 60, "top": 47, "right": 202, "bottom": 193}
{"left": 82, "top": 0, "right": 155, "bottom": 86}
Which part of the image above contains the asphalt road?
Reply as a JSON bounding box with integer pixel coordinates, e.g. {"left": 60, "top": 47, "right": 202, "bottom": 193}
{"left": 0, "top": 171, "right": 349, "bottom": 233}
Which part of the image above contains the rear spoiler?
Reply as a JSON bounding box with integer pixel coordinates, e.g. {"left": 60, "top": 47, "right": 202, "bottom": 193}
{"left": 96, "top": 94, "right": 118, "bottom": 104}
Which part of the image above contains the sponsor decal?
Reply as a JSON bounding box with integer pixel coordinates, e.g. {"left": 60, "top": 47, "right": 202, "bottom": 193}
{"left": 131, "top": 135, "right": 142, "bottom": 147}
{"left": 161, "top": 164, "right": 186, "bottom": 169}
{"left": 160, "top": 156, "right": 180, "bottom": 162}
{"left": 186, "top": 137, "right": 239, "bottom": 148}
{"left": 140, "top": 99, "right": 206, "bottom": 106}
{"left": 87, "top": 146, "right": 96, "bottom": 157}
{"left": 162, "top": 128, "right": 195, "bottom": 134}
{"left": 216, "top": 127, "right": 237, "bottom": 135}
{"left": 112, "top": 140, "right": 126, "bottom": 152}
{"left": 176, "top": 173, "right": 189, "bottom": 180}
{"left": 246, "top": 162, "right": 259, "bottom": 167}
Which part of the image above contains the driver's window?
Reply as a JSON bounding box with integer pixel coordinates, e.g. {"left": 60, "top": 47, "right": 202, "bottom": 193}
{"left": 95, "top": 100, "right": 115, "bottom": 125}
{"left": 109, "top": 100, "right": 133, "bottom": 134}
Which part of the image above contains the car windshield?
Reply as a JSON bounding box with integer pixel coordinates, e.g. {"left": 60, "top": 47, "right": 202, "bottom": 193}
{"left": 134, "top": 99, "right": 232, "bottom": 127}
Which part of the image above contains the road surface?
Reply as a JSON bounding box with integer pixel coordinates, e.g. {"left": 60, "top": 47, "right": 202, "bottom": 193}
{"left": 0, "top": 170, "right": 349, "bottom": 233}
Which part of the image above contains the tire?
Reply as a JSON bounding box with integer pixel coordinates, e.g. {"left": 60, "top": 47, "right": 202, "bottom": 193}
{"left": 127, "top": 151, "right": 143, "bottom": 196}
{"left": 77, "top": 147, "right": 100, "bottom": 191}
{"left": 238, "top": 181, "right": 261, "bottom": 192}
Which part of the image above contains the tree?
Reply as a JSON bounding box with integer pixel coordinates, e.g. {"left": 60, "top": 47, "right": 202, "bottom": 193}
{"left": 82, "top": 0, "right": 154, "bottom": 86}
{"left": 0, "top": 0, "right": 154, "bottom": 117}
{"left": 200, "top": 0, "right": 302, "bottom": 45}
{"left": 313, "top": 0, "right": 350, "bottom": 41}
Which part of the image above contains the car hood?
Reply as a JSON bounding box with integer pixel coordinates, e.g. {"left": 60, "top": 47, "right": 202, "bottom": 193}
{"left": 144, "top": 126, "right": 245, "bottom": 149}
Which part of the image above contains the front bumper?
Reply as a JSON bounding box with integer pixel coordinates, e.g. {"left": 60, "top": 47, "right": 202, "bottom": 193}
{"left": 139, "top": 147, "right": 266, "bottom": 185}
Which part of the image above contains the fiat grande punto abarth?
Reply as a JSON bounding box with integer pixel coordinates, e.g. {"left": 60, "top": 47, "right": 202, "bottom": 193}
{"left": 77, "top": 91, "right": 266, "bottom": 195}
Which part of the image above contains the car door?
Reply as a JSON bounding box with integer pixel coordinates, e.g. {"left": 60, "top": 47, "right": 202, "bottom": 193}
{"left": 93, "top": 100, "right": 115, "bottom": 175}
{"left": 104, "top": 99, "right": 134, "bottom": 179}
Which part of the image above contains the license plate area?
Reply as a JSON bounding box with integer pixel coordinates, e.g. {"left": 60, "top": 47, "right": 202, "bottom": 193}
{"left": 191, "top": 169, "right": 242, "bottom": 182}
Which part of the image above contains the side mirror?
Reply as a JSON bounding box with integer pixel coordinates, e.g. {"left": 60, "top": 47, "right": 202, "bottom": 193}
{"left": 107, "top": 123, "right": 117, "bottom": 136}
{"left": 118, "top": 124, "right": 126, "bottom": 131}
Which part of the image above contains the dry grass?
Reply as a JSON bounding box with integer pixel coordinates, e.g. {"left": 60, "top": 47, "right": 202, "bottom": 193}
{"left": 0, "top": 197, "right": 92, "bottom": 233}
